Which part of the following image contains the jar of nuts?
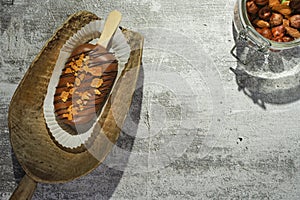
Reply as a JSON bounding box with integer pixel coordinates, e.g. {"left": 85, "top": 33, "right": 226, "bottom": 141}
{"left": 232, "top": 0, "right": 300, "bottom": 64}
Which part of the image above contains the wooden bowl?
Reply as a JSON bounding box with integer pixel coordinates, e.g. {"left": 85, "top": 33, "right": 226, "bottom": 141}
{"left": 8, "top": 10, "right": 143, "bottom": 199}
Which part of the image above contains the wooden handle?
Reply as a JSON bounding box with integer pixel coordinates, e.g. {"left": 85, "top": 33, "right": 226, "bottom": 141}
{"left": 10, "top": 175, "right": 37, "bottom": 200}
{"left": 97, "top": 10, "right": 122, "bottom": 48}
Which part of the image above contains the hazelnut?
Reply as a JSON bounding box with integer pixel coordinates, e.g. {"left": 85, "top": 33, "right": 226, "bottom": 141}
{"left": 272, "top": 25, "right": 285, "bottom": 38}
{"left": 290, "top": 15, "right": 300, "bottom": 29}
{"left": 270, "top": 13, "right": 283, "bottom": 26}
{"left": 256, "top": 27, "right": 273, "bottom": 39}
{"left": 290, "top": 0, "right": 300, "bottom": 14}
{"left": 258, "top": 6, "right": 272, "bottom": 20}
{"left": 255, "top": 0, "right": 268, "bottom": 6}
{"left": 247, "top": 1, "right": 259, "bottom": 15}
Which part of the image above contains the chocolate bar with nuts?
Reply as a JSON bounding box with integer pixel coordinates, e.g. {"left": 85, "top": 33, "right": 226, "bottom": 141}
{"left": 54, "top": 44, "right": 118, "bottom": 132}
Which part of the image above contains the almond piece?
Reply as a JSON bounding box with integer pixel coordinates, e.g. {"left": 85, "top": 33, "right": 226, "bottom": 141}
{"left": 285, "top": 26, "right": 300, "bottom": 38}
{"left": 253, "top": 19, "right": 270, "bottom": 28}
{"left": 272, "top": 4, "right": 292, "bottom": 16}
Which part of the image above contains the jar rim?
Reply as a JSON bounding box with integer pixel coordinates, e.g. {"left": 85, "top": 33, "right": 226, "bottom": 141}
{"left": 240, "top": 0, "right": 300, "bottom": 50}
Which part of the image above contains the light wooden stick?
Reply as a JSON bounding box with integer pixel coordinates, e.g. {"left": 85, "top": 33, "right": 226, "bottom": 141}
{"left": 97, "top": 10, "right": 122, "bottom": 49}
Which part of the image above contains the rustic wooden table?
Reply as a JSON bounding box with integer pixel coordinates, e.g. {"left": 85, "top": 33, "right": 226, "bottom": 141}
{"left": 1, "top": 0, "right": 300, "bottom": 199}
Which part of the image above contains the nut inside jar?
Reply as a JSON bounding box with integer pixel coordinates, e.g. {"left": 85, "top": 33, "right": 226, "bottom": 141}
{"left": 246, "top": 0, "right": 300, "bottom": 42}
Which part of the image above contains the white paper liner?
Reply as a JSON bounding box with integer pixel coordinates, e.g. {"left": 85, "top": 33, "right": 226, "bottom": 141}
{"left": 43, "top": 20, "right": 131, "bottom": 149}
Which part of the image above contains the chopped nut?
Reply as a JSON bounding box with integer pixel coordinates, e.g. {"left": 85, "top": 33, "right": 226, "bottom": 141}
{"left": 91, "top": 78, "right": 104, "bottom": 88}
{"left": 79, "top": 105, "right": 84, "bottom": 111}
{"left": 83, "top": 56, "right": 89, "bottom": 62}
{"left": 60, "top": 91, "right": 69, "bottom": 102}
{"left": 69, "top": 88, "right": 75, "bottom": 95}
{"left": 94, "top": 89, "right": 101, "bottom": 95}
{"left": 76, "top": 99, "right": 83, "bottom": 105}
{"left": 83, "top": 65, "right": 90, "bottom": 73}
{"left": 62, "top": 113, "right": 69, "bottom": 119}
{"left": 66, "top": 82, "right": 73, "bottom": 88}
{"left": 75, "top": 77, "right": 81, "bottom": 86}
{"left": 79, "top": 73, "right": 86, "bottom": 81}
{"left": 67, "top": 105, "right": 73, "bottom": 112}
{"left": 83, "top": 65, "right": 102, "bottom": 76}
{"left": 67, "top": 114, "right": 73, "bottom": 121}
{"left": 67, "top": 105, "right": 78, "bottom": 116}
{"left": 89, "top": 68, "right": 102, "bottom": 76}
{"left": 75, "top": 60, "right": 83, "bottom": 68}
{"left": 71, "top": 63, "right": 80, "bottom": 72}
{"left": 65, "top": 68, "right": 73, "bottom": 74}
{"left": 81, "top": 91, "right": 91, "bottom": 100}
{"left": 79, "top": 53, "right": 85, "bottom": 60}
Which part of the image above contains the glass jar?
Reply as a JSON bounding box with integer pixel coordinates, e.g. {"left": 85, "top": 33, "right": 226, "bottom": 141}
{"left": 231, "top": 0, "right": 300, "bottom": 107}
{"left": 232, "top": 0, "right": 300, "bottom": 64}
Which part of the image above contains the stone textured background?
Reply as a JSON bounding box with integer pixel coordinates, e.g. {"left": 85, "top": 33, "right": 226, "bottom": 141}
{"left": 1, "top": 0, "right": 300, "bottom": 199}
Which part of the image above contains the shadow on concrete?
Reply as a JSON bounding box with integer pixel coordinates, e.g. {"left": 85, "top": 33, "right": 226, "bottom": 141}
{"left": 11, "top": 65, "right": 144, "bottom": 200}
{"left": 231, "top": 23, "right": 300, "bottom": 109}
{"left": 11, "top": 150, "right": 25, "bottom": 185}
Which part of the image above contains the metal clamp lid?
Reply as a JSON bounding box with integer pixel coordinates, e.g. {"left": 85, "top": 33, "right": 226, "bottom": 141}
{"left": 231, "top": 25, "right": 271, "bottom": 65}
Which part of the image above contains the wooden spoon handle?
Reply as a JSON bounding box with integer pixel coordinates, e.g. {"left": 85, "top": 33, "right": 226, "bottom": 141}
{"left": 10, "top": 175, "right": 37, "bottom": 200}
{"left": 97, "top": 10, "right": 122, "bottom": 48}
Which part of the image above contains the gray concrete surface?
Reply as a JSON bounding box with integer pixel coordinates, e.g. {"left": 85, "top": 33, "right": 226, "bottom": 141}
{"left": 1, "top": 0, "right": 300, "bottom": 199}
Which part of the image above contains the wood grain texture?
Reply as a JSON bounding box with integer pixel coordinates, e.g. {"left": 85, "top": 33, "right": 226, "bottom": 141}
{"left": 8, "top": 10, "right": 143, "bottom": 184}
{"left": 10, "top": 175, "right": 37, "bottom": 200}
